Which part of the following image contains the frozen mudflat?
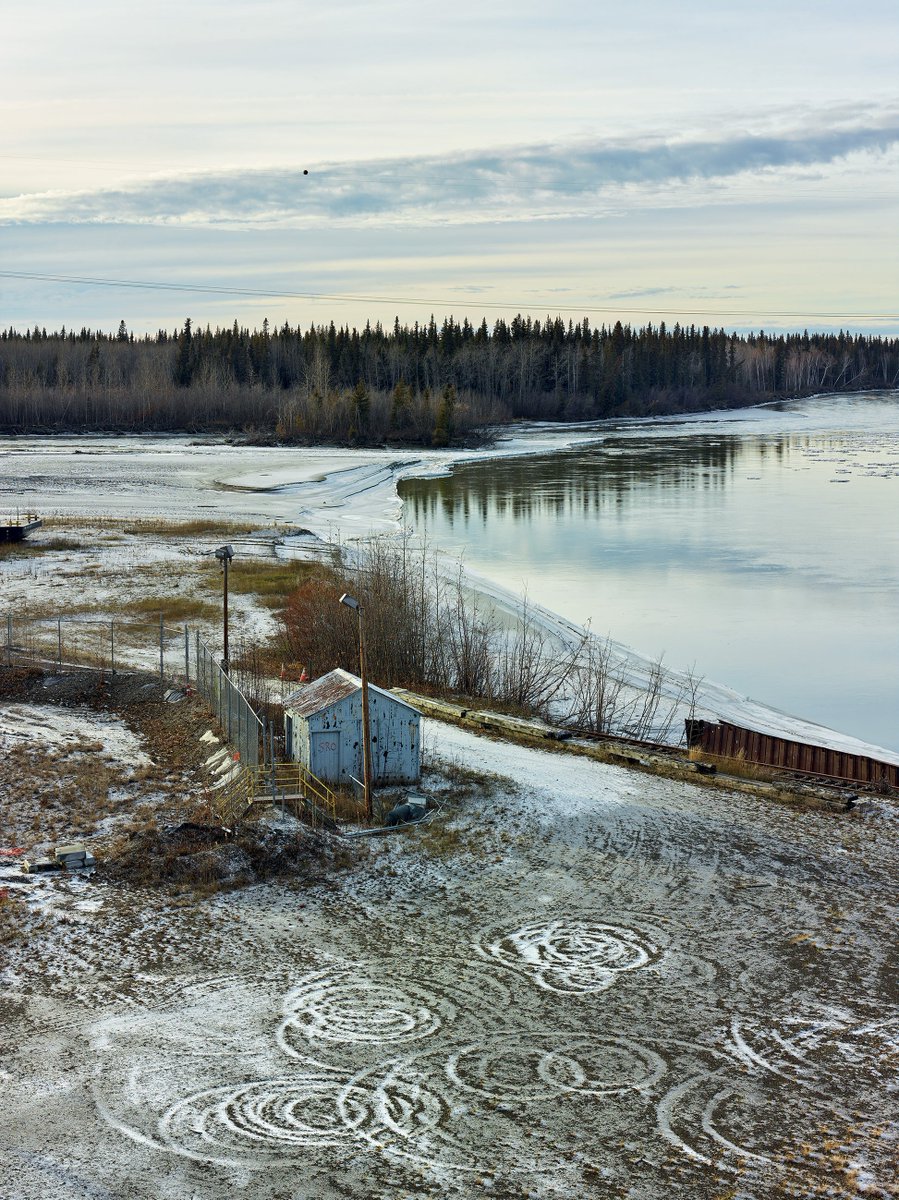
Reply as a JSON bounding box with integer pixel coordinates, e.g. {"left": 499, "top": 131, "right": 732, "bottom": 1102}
{"left": 2, "top": 719, "right": 897, "bottom": 1199}
{"left": 2, "top": 417, "right": 898, "bottom": 764}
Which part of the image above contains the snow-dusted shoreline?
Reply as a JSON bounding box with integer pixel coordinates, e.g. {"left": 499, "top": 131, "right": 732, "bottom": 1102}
{"left": 2, "top": 401, "right": 898, "bottom": 766}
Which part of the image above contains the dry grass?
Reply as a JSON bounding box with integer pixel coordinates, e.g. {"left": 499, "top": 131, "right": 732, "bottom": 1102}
{"left": 427, "top": 755, "right": 513, "bottom": 799}
{"left": 410, "top": 758, "right": 511, "bottom": 857}
{"left": 0, "top": 537, "right": 75, "bottom": 560}
{"left": 123, "top": 595, "right": 221, "bottom": 623}
{"left": 199, "top": 558, "right": 321, "bottom": 608}
{"left": 0, "top": 739, "right": 155, "bottom": 850}
{"left": 121, "top": 517, "right": 273, "bottom": 537}
{"left": 0, "top": 893, "right": 45, "bottom": 948}
{"left": 0, "top": 677, "right": 222, "bottom": 858}
{"left": 332, "top": 790, "right": 368, "bottom": 823}
{"left": 48, "top": 515, "right": 271, "bottom": 537}
{"left": 419, "top": 821, "right": 466, "bottom": 858}
{"left": 688, "top": 746, "right": 777, "bottom": 783}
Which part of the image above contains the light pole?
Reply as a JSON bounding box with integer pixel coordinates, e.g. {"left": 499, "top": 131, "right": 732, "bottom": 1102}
{"left": 339, "top": 592, "right": 372, "bottom": 821}
{"left": 215, "top": 545, "right": 234, "bottom": 671}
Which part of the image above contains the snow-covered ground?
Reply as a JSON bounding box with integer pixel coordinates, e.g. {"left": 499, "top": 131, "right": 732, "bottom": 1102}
{"left": 0, "top": 701, "right": 153, "bottom": 765}
{"left": 2, "top": 715, "right": 897, "bottom": 1199}
{"left": 0, "top": 424, "right": 604, "bottom": 532}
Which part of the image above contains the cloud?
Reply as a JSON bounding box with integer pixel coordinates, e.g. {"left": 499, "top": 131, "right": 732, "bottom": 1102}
{"left": 609, "top": 284, "right": 747, "bottom": 300}
{"left": 609, "top": 286, "right": 679, "bottom": 300}
{"left": 3, "top": 113, "right": 898, "bottom": 230}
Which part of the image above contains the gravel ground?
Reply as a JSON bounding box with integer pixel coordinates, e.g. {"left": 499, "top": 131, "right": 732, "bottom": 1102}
{"left": 2, "top": 713, "right": 897, "bottom": 1200}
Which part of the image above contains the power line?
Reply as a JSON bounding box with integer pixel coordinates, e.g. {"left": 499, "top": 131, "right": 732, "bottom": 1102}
{"left": 0, "top": 268, "right": 896, "bottom": 322}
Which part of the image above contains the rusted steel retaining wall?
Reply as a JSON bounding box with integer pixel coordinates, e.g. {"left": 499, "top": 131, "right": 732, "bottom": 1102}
{"left": 686, "top": 720, "right": 899, "bottom": 788}
{"left": 394, "top": 689, "right": 851, "bottom": 811}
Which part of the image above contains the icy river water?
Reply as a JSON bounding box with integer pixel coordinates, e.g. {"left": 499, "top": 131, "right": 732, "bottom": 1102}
{"left": 401, "top": 392, "right": 899, "bottom": 754}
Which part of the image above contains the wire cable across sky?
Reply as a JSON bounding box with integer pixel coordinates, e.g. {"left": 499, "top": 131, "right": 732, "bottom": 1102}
{"left": 1, "top": 269, "right": 896, "bottom": 324}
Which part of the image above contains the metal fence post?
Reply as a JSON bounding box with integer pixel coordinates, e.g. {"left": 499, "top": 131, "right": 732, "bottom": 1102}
{"left": 184, "top": 625, "right": 190, "bottom": 684}
{"left": 6, "top": 614, "right": 11, "bottom": 666}
{"left": 189, "top": 631, "right": 264, "bottom": 776}
{"left": 110, "top": 621, "right": 115, "bottom": 676}
{"left": 57, "top": 617, "right": 62, "bottom": 667}
{"left": 159, "top": 612, "right": 164, "bottom": 684}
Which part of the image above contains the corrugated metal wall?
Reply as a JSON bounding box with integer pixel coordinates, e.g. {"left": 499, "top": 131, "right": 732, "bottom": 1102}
{"left": 286, "top": 691, "right": 420, "bottom": 785}
{"left": 686, "top": 720, "right": 899, "bottom": 788}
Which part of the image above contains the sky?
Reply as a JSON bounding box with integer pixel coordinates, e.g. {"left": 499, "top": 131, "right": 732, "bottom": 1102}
{"left": 1, "top": 0, "right": 898, "bottom": 336}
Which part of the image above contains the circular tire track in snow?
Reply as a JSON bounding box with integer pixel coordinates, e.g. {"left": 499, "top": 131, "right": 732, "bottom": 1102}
{"left": 157, "top": 1071, "right": 368, "bottom": 1164}
{"left": 278, "top": 968, "right": 453, "bottom": 1053}
{"left": 475, "top": 919, "right": 661, "bottom": 993}
{"left": 657, "top": 1073, "right": 776, "bottom": 1170}
{"left": 339, "top": 1033, "right": 665, "bottom": 1171}
{"left": 447, "top": 1034, "right": 667, "bottom": 1099}
{"left": 656, "top": 1066, "right": 846, "bottom": 1174}
{"left": 278, "top": 965, "right": 513, "bottom": 1055}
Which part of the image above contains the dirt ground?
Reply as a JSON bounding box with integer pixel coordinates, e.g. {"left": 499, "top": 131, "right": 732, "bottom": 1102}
{"left": 1, "top": 683, "right": 898, "bottom": 1200}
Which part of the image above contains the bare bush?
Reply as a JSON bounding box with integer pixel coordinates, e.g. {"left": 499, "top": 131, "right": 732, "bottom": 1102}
{"left": 563, "top": 635, "right": 630, "bottom": 733}
{"left": 494, "top": 596, "right": 584, "bottom": 714}
{"left": 618, "top": 654, "right": 686, "bottom": 743}
{"left": 275, "top": 537, "right": 696, "bottom": 744}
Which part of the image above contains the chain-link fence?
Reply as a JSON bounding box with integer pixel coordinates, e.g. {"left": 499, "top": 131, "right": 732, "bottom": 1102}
{"left": 193, "top": 633, "right": 264, "bottom": 769}
{"left": 2, "top": 612, "right": 267, "bottom": 770}
{"left": 2, "top": 611, "right": 190, "bottom": 681}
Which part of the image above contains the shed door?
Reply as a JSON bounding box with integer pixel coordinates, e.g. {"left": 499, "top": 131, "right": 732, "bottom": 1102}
{"left": 311, "top": 730, "right": 340, "bottom": 782}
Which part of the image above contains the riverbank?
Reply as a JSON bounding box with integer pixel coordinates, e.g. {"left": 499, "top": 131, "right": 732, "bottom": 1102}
{"left": 2, "top": 399, "right": 897, "bottom": 764}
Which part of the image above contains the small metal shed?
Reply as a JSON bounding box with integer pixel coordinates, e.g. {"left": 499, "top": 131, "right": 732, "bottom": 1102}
{"left": 283, "top": 668, "right": 421, "bottom": 786}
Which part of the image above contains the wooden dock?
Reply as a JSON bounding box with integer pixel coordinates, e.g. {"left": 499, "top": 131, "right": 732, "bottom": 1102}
{"left": 1, "top": 515, "right": 42, "bottom": 543}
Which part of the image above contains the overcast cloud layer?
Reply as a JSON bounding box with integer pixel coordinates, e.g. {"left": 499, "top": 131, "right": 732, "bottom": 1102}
{"left": 2, "top": 0, "right": 897, "bottom": 332}
{"left": 4, "top": 116, "right": 898, "bottom": 229}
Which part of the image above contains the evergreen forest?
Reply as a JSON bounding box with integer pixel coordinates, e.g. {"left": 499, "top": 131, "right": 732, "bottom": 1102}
{"left": 2, "top": 316, "right": 897, "bottom": 444}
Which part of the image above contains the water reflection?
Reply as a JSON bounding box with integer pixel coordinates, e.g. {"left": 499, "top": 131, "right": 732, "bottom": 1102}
{"left": 410, "top": 435, "right": 747, "bottom": 529}
{"left": 400, "top": 407, "right": 899, "bottom": 752}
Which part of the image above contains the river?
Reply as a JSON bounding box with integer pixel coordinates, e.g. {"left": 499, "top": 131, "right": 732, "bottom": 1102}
{"left": 400, "top": 392, "right": 899, "bottom": 754}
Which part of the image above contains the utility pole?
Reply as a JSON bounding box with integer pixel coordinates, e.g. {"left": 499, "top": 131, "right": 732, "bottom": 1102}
{"left": 339, "top": 593, "right": 373, "bottom": 821}
{"left": 214, "top": 545, "right": 234, "bottom": 672}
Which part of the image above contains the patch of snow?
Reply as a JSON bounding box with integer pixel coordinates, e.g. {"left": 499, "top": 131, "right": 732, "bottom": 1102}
{"left": 0, "top": 702, "right": 153, "bottom": 767}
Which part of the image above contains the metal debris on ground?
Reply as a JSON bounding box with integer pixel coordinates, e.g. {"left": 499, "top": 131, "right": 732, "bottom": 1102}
{"left": 344, "top": 793, "right": 440, "bottom": 839}
{"left": 385, "top": 795, "right": 429, "bottom": 827}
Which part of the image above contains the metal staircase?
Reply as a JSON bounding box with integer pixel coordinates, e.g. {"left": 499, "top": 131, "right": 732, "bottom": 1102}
{"left": 212, "top": 762, "right": 339, "bottom": 830}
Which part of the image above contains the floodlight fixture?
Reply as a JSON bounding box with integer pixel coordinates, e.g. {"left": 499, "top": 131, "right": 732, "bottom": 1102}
{"left": 339, "top": 592, "right": 359, "bottom": 610}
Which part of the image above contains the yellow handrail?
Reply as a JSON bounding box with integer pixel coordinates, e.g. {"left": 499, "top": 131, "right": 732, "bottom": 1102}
{"left": 211, "top": 761, "right": 339, "bottom": 827}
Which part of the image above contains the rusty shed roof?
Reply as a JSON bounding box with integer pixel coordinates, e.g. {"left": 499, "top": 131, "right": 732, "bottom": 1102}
{"left": 284, "top": 668, "right": 420, "bottom": 719}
